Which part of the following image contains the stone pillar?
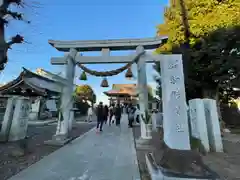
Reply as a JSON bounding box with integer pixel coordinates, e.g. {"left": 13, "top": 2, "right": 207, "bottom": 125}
{"left": 151, "top": 112, "right": 157, "bottom": 131}
{"left": 152, "top": 101, "right": 157, "bottom": 109}
{"left": 156, "top": 112, "right": 163, "bottom": 128}
{"left": 160, "top": 54, "right": 190, "bottom": 150}
{"left": 8, "top": 97, "right": 30, "bottom": 141}
{"left": 0, "top": 97, "right": 16, "bottom": 142}
{"left": 54, "top": 49, "right": 77, "bottom": 140}
{"left": 68, "top": 110, "right": 74, "bottom": 131}
{"left": 203, "top": 98, "right": 223, "bottom": 152}
{"left": 29, "top": 97, "right": 41, "bottom": 121}
{"left": 189, "top": 99, "right": 210, "bottom": 152}
{"left": 136, "top": 46, "right": 149, "bottom": 139}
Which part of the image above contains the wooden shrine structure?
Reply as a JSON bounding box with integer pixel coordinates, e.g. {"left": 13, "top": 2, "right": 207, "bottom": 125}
{"left": 0, "top": 68, "right": 64, "bottom": 122}
{"left": 0, "top": 68, "right": 62, "bottom": 97}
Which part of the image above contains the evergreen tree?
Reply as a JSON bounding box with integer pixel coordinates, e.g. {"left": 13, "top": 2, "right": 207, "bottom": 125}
{"left": 155, "top": 0, "right": 240, "bottom": 102}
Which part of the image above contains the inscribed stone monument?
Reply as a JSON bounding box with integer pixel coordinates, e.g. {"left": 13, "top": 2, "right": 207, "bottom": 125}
{"left": 29, "top": 98, "right": 40, "bottom": 121}
{"left": 203, "top": 98, "right": 223, "bottom": 152}
{"left": 189, "top": 99, "right": 210, "bottom": 152}
{"left": 0, "top": 97, "right": 16, "bottom": 142}
{"left": 8, "top": 97, "right": 30, "bottom": 141}
{"left": 151, "top": 112, "right": 157, "bottom": 131}
{"left": 156, "top": 112, "right": 163, "bottom": 128}
{"left": 0, "top": 97, "right": 8, "bottom": 122}
{"left": 160, "top": 54, "right": 190, "bottom": 150}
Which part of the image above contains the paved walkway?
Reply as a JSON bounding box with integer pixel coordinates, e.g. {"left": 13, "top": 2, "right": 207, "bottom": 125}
{"left": 9, "top": 114, "right": 140, "bottom": 180}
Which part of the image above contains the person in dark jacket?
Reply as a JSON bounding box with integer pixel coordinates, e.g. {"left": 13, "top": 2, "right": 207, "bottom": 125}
{"left": 103, "top": 105, "right": 109, "bottom": 124}
{"left": 96, "top": 102, "right": 104, "bottom": 132}
{"left": 115, "top": 103, "right": 122, "bottom": 126}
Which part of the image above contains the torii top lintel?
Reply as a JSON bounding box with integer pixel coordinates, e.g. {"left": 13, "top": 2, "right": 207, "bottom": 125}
{"left": 48, "top": 36, "right": 168, "bottom": 52}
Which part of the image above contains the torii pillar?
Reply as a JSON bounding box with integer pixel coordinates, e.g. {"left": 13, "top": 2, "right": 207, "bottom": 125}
{"left": 45, "top": 48, "right": 77, "bottom": 146}
{"left": 136, "top": 46, "right": 149, "bottom": 139}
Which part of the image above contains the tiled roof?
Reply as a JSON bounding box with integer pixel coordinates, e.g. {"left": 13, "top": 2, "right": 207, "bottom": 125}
{"left": 112, "top": 84, "right": 137, "bottom": 90}
{"left": 112, "top": 84, "right": 137, "bottom": 96}
{"left": 105, "top": 84, "right": 153, "bottom": 97}
{"left": 0, "top": 68, "right": 59, "bottom": 96}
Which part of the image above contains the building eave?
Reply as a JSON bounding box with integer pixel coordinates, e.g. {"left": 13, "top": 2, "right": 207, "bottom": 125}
{"left": 0, "top": 68, "right": 61, "bottom": 96}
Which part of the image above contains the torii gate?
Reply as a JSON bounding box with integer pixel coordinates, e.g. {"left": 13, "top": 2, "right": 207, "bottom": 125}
{"left": 48, "top": 37, "right": 191, "bottom": 150}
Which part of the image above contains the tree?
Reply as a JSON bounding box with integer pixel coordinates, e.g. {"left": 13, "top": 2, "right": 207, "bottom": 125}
{"left": 75, "top": 84, "right": 96, "bottom": 104}
{"left": 74, "top": 100, "right": 90, "bottom": 115}
{"left": 0, "top": 0, "right": 30, "bottom": 71}
{"left": 155, "top": 0, "right": 240, "bottom": 101}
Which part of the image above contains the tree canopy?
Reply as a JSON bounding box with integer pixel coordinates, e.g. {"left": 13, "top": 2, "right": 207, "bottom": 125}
{"left": 156, "top": 0, "right": 240, "bottom": 101}
{"left": 74, "top": 84, "right": 96, "bottom": 103}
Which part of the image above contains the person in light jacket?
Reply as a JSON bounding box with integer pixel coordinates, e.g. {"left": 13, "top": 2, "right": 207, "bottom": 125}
{"left": 108, "top": 104, "right": 114, "bottom": 125}
{"left": 87, "top": 106, "right": 93, "bottom": 122}
{"left": 134, "top": 104, "right": 141, "bottom": 124}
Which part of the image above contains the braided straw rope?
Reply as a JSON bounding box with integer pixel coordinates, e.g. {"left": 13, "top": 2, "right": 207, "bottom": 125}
{"left": 77, "top": 51, "right": 145, "bottom": 77}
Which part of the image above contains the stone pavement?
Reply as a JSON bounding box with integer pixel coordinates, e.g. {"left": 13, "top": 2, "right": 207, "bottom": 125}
{"left": 9, "top": 114, "right": 140, "bottom": 180}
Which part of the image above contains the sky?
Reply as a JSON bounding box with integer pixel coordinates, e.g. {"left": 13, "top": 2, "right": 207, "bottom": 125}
{"left": 1, "top": 0, "right": 168, "bottom": 104}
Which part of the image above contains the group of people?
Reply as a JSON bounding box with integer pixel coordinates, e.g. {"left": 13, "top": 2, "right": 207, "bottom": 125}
{"left": 87, "top": 102, "right": 140, "bottom": 132}
{"left": 95, "top": 102, "right": 122, "bottom": 132}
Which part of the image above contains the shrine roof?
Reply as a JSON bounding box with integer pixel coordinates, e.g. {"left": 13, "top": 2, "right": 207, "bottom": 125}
{"left": 104, "top": 83, "right": 153, "bottom": 98}
{"left": 104, "top": 84, "right": 138, "bottom": 97}
{"left": 103, "top": 89, "right": 131, "bottom": 97}
{"left": 0, "top": 68, "right": 60, "bottom": 97}
{"left": 48, "top": 36, "right": 168, "bottom": 52}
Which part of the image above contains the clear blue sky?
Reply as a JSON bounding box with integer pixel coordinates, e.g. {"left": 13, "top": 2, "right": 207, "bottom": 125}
{"left": 2, "top": 0, "right": 168, "bottom": 103}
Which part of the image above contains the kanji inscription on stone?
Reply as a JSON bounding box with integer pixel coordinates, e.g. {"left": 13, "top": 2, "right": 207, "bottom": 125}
{"left": 189, "top": 108, "right": 199, "bottom": 138}
{"left": 176, "top": 124, "right": 184, "bottom": 132}
{"left": 19, "top": 104, "right": 29, "bottom": 127}
{"left": 168, "top": 59, "right": 179, "bottom": 69}
{"left": 174, "top": 106, "right": 181, "bottom": 116}
{"left": 170, "top": 89, "right": 181, "bottom": 99}
{"left": 170, "top": 75, "right": 180, "bottom": 84}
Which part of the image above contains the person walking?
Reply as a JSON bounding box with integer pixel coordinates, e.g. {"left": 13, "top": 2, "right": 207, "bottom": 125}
{"left": 108, "top": 104, "right": 114, "bottom": 125}
{"left": 87, "top": 106, "right": 93, "bottom": 122}
{"left": 96, "top": 102, "right": 104, "bottom": 132}
{"left": 115, "top": 103, "right": 122, "bottom": 126}
{"left": 134, "top": 104, "right": 141, "bottom": 124}
{"left": 128, "top": 104, "right": 136, "bottom": 128}
{"left": 103, "top": 105, "right": 109, "bottom": 124}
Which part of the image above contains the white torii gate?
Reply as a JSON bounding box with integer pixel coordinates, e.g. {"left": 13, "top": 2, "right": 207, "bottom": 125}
{"left": 48, "top": 37, "right": 191, "bottom": 150}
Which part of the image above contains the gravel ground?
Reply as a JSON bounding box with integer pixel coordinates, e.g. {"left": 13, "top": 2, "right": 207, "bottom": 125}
{"left": 0, "top": 123, "right": 95, "bottom": 180}
{"left": 203, "top": 139, "right": 240, "bottom": 180}
{"left": 133, "top": 125, "right": 240, "bottom": 180}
